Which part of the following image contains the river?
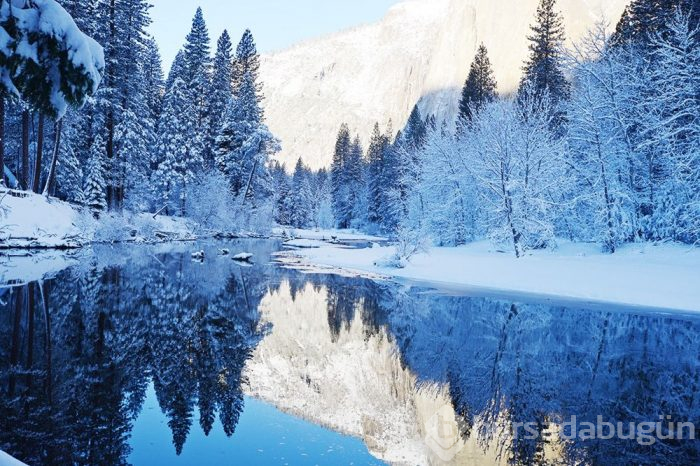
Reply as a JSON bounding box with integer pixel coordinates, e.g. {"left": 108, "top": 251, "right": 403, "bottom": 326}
{"left": 1, "top": 239, "right": 698, "bottom": 465}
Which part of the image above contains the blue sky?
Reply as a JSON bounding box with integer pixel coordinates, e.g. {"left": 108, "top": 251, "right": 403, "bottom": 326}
{"left": 149, "top": 0, "right": 401, "bottom": 74}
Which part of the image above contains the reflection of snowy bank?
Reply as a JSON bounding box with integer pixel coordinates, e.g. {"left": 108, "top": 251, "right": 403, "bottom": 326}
{"left": 244, "top": 281, "right": 507, "bottom": 465}
{"left": 277, "top": 239, "right": 700, "bottom": 313}
{"left": 0, "top": 250, "right": 79, "bottom": 287}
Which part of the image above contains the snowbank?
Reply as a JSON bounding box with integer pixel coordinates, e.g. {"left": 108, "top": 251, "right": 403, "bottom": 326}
{"left": 0, "top": 189, "right": 197, "bottom": 249}
{"left": 0, "top": 189, "right": 83, "bottom": 248}
{"left": 273, "top": 227, "right": 386, "bottom": 242}
{"left": 276, "top": 240, "right": 700, "bottom": 313}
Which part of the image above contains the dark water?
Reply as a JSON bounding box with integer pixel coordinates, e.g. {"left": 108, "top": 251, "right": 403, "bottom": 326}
{"left": 1, "top": 240, "right": 699, "bottom": 465}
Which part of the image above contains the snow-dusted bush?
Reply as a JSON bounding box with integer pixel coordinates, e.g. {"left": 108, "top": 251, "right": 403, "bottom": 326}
{"left": 185, "top": 170, "right": 238, "bottom": 233}
{"left": 376, "top": 226, "right": 429, "bottom": 269}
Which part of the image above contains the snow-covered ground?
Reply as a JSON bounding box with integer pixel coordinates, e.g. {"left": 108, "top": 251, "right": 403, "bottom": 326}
{"left": 277, "top": 239, "right": 700, "bottom": 313}
{"left": 0, "top": 188, "right": 197, "bottom": 249}
{"left": 272, "top": 227, "right": 386, "bottom": 242}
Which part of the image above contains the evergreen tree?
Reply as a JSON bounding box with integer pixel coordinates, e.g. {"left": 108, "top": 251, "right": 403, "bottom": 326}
{"left": 367, "top": 123, "right": 389, "bottom": 226}
{"left": 519, "top": 0, "right": 569, "bottom": 105}
{"left": 209, "top": 30, "right": 234, "bottom": 165}
{"left": 215, "top": 71, "right": 277, "bottom": 204}
{"left": 232, "top": 29, "right": 263, "bottom": 112}
{"left": 331, "top": 124, "right": 352, "bottom": 228}
{"left": 154, "top": 78, "right": 197, "bottom": 216}
{"left": 142, "top": 36, "right": 165, "bottom": 124}
{"left": 458, "top": 44, "right": 498, "bottom": 122}
{"left": 166, "top": 50, "right": 188, "bottom": 91}
{"left": 183, "top": 8, "right": 212, "bottom": 165}
{"left": 612, "top": 0, "right": 699, "bottom": 49}
{"left": 84, "top": 134, "right": 107, "bottom": 217}
{"left": 290, "top": 158, "right": 313, "bottom": 228}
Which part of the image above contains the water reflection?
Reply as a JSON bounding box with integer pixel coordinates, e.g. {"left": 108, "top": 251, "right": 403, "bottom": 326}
{"left": 1, "top": 241, "right": 699, "bottom": 465}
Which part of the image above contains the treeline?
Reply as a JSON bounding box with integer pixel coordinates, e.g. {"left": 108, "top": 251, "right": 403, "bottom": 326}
{"left": 276, "top": 0, "right": 700, "bottom": 255}
{"left": 1, "top": 1, "right": 276, "bottom": 229}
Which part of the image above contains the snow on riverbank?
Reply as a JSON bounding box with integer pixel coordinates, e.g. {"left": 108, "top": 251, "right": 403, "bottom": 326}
{"left": 277, "top": 239, "right": 700, "bottom": 313}
{"left": 0, "top": 189, "right": 197, "bottom": 249}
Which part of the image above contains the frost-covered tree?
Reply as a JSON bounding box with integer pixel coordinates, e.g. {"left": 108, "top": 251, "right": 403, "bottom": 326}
{"left": 215, "top": 71, "right": 277, "bottom": 207}
{"left": 366, "top": 122, "right": 389, "bottom": 226}
{"left": 154, "top": 77, "right": 198, "bottom": 216}
{"left": 468, "top": 91, "right": 565, "bottom": 257}
{"left": 84, "top": 133, "right": 107, "bottom": 217}
{"left": 290, "top": 158, "right": 313, "bottom": 228}
{"left": 519, "top": 0, "right": 569, "bottom": 105}
{"left": 209, "top": 30, "right": 234, "bottom": 166}
{"left": 331, "top": 123, "right": 352, "bottom": 228}
{"left": 182, "top": 7, "right": 211, "bottom": 166}
{"left": 458, "top": 44, "right": 498, "bottom": 123}
{"left": 232, "top": 29, "right": 263, "bottom": 106}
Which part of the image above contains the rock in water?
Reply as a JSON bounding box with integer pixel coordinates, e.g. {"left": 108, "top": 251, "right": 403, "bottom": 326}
{"left": 233, "top": 252, "right": 254, "bottom": 263}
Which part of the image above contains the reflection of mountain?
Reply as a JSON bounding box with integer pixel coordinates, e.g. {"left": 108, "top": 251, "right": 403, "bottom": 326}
{"left": 246, "top": 274, "right": 700, "bottom": 465}
{"left": 2, "top": 243, "right": 699, "bottom": 465}
{"left": 0, "top": 241, "right": 275, "bottom": 465}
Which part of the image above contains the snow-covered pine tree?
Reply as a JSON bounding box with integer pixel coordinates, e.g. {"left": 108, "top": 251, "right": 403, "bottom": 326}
{"left": 347, "top": 136, "right": 366, "bottom": 227}
{"left": 0, "top": 0, "right": 104, "bottom": 194}
{"left": 143, "top": 36, "right": 165, "bottom": 126}
{"left": 290, "top": 158, "right": 313, "bottom": 228}
{"left": 183, "top": 7, "right": 212, "bottom": 166}
{"left": 367, "top": 122, "right": 389, "bottom": 226}
{"left": 458, "top": 44, "right": 498, "bottom": 123}
{"left": 611, "top": 0, "right": 698, "bottom": 49}
{"left": 519, "top": 0, "right": 569, "bottom": 105}
{"left": 154, "top": 77, "right": 197, "bottom": 216}
{"left": 271, "top": 161, "right": 292, "bottom": 225}
{"left": 215, "top": 71, "right": 277, "bottom": 206}
{"left": 331, "top": 123, "right": 351, "bottom": 228}
{"left": 232, "top": 29, "right": 263, "bottom": 102}
{"left": 84, "top": 133, "right": 107, "bottom": 217}
{"left": 209, "top": 30, "right": 234, "bottom": 167}
{"left": 166, "top": 50, "right": 188, "bottom": 91}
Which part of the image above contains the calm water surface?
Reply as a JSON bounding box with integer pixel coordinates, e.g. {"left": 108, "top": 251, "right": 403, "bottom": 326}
{"left": 1, "top": 239, "right": 699, "bottom": 465}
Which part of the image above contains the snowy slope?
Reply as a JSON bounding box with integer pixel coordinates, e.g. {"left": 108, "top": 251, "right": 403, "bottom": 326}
{"left": 260, "top": 0, "right": 629, "bottom": 170}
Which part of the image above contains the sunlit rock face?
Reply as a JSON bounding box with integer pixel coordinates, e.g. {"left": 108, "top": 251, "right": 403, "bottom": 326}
{"left": 243, "top": 280, "right": 510, "bottom": 465}
{"left": 260, "top": 0, "right": 629, "bottom": 170}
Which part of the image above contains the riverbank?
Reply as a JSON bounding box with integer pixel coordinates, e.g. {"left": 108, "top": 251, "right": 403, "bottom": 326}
{"left": 277, "top": 238, "right": 700, "bottom": 313}
{"left": 0, "top": 188, "right": 200, "bottom": 249}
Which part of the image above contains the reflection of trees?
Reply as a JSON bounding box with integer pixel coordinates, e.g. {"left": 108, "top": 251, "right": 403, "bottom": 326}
{"left": 0, "top": 242, "right": 271, "bottom": 465}
{"left": 383, "top": 291, "right": 700, "bottom": 465}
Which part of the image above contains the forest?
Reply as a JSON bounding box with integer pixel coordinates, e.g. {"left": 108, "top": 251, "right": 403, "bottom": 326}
{"left": 289, "top": 0, "right": 700, "bottom": 256}
{"left": 0, "top": 0, "right": 698, "bottom": 258}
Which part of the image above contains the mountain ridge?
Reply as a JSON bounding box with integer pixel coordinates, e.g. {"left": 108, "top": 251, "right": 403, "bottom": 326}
{"left": 260, "top": 0, "right": 630, "bottom": 170}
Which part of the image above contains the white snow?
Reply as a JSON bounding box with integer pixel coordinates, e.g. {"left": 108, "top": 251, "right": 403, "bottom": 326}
{"left": 273, "top": 227, "right": 385, "bottom": 242}
{"left": 0, "top": 188, "right": 83, "bottom": 248}
{"left": 260, "top": 0, "right": 628, "bottom": 170}
{"left": 0, "top": 450, "right": 28, "bottom": 466}
{"left": 277, "top": 240, "right": 700, "bottom": 313}
{"left": 232, "top": 252, "right": 254, "bottom": 262}
{"left": 0, "top": 188, "right": 197, "bottom": 249}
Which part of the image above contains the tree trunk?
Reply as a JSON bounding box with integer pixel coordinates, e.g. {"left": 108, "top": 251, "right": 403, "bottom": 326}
{"left": 0, "top": 97, "right": 5, "bottom": 186}
{"left": 21, "top": 110, "right": 29, "bottom": 190}
{"left": 32, "top": 114, "right": 45, "bottom": 193}
{"left": 42, "top": 119, "right": 63, "bottom": 197}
